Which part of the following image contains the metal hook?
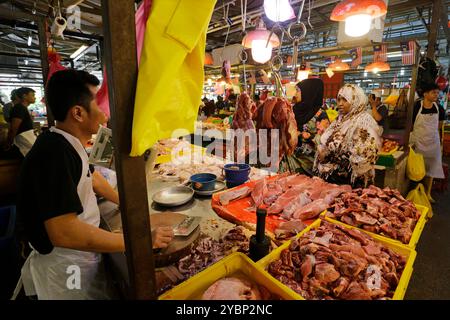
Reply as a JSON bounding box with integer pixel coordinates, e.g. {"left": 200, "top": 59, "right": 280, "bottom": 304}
{"left": 287, "top": 21, "right": 307, "bottom": 42}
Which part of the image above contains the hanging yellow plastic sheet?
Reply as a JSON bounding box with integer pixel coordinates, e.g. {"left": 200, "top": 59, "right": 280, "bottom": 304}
{"left": 131, "top": 0, "right": 216, "bottom": 156}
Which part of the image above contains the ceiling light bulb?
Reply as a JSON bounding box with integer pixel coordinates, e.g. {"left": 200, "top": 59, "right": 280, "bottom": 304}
{"left": 251, "top": 40, "right": 273, "bottom": 64}
{"left": 264, "top": 0, "right": 296, "bottom": 22}
{"left": 345, "top": 14, "right": 372, "bottom": 37}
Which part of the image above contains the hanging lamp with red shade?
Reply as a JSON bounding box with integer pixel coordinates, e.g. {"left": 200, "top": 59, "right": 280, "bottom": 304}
{"left": 330, "top": 0, "right": 388, "bottom": 38}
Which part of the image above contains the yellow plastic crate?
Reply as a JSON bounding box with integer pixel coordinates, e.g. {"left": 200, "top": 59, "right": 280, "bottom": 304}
{"left": 324, "top": 204, "right": 428, "bottom": 249}
{"left": 257, "top": 219, "right": 417, "bottom": 300}
{"left": 159, "top": 252, "right": 300, "bottom": 300}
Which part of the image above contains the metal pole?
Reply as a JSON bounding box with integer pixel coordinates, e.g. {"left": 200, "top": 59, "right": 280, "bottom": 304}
{"left": 101, "top": 0, "right": 156, "bottom": 300}
{"left": 404, "top": 43, "right": 421, "bottom": 147}
{"left": 427, "top": 0, "right": 440, "bottom": 59}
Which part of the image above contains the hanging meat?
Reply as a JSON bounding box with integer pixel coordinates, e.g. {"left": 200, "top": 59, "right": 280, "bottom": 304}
{"left": 232, "top": 93, "right": 257, "bottom": 161}
{"left": 221, "top": 60, "right": 232, "bottom": 84}
{"left": 232, "top": 92, "right": 256, "bottom": 131}
{"left": 255, "top": 97, "right": 299, "bottom": 164}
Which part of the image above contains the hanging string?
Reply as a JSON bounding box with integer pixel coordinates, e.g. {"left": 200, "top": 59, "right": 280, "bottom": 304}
{"left": 221, "top": 3, "right": 231, "bottom": 62}
{"left": 297, "top": 0, "right": 305, "bottom": 24}
{"left": 308, "top": 0, "right": 314, "bottom": 30}
{"left": 240, "top": 0, "right": 248, "bottom": 91}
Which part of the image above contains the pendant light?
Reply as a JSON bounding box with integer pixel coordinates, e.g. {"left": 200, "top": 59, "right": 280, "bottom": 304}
{"left": 204, "top": 52, "right": 214, "bottom": 66}
{"left": 242, "top": 19, "right": 280, "bottom": 64}
{"left": 365, "top": 61, "right": 390, "bottom": 73}
{"left": 328, "top": 59, "right": 350, "bottom": 72}
{"left": 330, "top": 0, "right": 388, "bottom": 38}
{"left": 264, "top": 0, "right": 296, "bottom": 22}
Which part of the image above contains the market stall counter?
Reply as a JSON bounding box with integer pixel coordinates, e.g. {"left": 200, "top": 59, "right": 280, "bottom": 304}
{"left": 99, "top": 172, "right": 264, "bottom": 298}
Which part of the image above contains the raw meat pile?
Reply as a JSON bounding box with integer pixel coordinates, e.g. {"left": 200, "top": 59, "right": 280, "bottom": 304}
{"left": 267, "top": 221, "right": 407, "bottom": 300}
{"left": 219, "top": 174, "right": 351, "bottom": 221}
{"left": 202, "top": 277, "right": 272, "bottom": 300}
{"left": 177, "top": 227, "right": 251, "bottom": 278}
{"left": 255, "top": 97, "right": 299, "bottom": 160}
{"left": 327, "top": 185, "right": 421, "bottom": 244}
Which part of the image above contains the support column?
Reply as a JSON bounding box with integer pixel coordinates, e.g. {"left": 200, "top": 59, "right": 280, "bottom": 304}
{"left": 101, "top": 0, "right": 156, "bottom": 300}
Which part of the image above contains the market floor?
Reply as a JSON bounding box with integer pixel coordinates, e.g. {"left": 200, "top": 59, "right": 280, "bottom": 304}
{"left": 405, "top": 157, "right": 450, "bottom": 300}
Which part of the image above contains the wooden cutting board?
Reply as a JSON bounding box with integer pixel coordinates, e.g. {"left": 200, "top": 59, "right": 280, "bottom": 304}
{"left": 150, "top": 212, "right": 200, "bottom": 267}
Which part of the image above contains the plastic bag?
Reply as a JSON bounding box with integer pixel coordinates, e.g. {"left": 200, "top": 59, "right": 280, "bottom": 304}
{"left": 407, "top": 183, "right": 433, "bottom": 218}
{"left": 96, "top": 0, "right": 152, "bottom": 119}
{"left": 407, "top": 147, "right": 426, "bottom": 182}
{"left": 131, "top": 0, "right": 216, "bottom": 156}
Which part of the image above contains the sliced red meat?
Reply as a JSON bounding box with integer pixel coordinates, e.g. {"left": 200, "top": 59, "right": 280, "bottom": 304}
{"left": 315, "top": 263, "right": 340, "bottom": 283}
{"left": 340, "top": 281, "right": 372, "bottom": 300}
{"left": 300, "top": 255, "right": 316, "bottom": 280}
{"left": 219, "top": 186, "right": 252, "bottom": 205}
{"left": 333, "top": 277, "right": 350, "bottom": 297}
{"left": 263, "top": 182, "right": 283, "bottom": 205}
{"left": 251, "top": 178, "right": 267, "bottom": 208}
{"left": 292, "top": 199, "right": 328, "bottom": 220}
{"left": 282, "top": 192, "right": 312, "bottom": 219}
{"left": 352, "top": 212, "right": 378, "bottom": 225}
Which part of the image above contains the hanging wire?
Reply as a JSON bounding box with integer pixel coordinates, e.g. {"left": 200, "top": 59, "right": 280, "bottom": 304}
{"left": 239, "top": 0, "right": 248, "bottom": 91}
{"left": 308, "top": 0, "right": 314, "bottom": 30}
{"left": 220, "top": 3, "right": 231, "bottom": 62}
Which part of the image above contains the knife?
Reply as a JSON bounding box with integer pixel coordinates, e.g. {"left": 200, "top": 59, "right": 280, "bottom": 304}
{"left": 173, "top": 216, "right": 202, "bottom": 237}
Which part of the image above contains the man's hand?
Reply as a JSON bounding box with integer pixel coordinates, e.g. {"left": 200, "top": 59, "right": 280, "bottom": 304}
{"left": 152, "top": 226, "right": 174, "bottom": 249}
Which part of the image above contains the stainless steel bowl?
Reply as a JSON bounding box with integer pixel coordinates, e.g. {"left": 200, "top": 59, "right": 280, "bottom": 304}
{"left": 152, "top": 186, "right": 194, "bottom": 207}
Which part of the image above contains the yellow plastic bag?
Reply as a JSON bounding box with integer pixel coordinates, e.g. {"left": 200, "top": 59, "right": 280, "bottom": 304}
{"left": 407, "top": 147, "right": 426, "bottom": 182}
{"left": 131, "top": 0, "right": 216, "bottom": 156}
{"left": 326, "top": 109, "right": 339, "bottom": 123}
{"left": 384, "top": 95, "right": 399, "bottom": 106}
{"left": 407, "top": 183, "right": 433, "bottom": 218}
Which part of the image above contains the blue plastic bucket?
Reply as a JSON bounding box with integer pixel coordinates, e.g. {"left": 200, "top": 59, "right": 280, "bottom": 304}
{"left": 190, "top": 173, "right": 217, "bottom": 191}
{"left": 224, "top": 164, "right": 251, "bottom": 188}
{"left": 224, "top": 164, "right": 250, "bottom": 184}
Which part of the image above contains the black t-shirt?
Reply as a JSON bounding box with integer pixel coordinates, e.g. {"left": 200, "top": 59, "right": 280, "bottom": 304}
{"left": 17, "top": 131, "right": 84, "bottom": 254}
{"left": 10, "top": 104, "right": 34, "bottom": 134}
{"left": 413, "top": 100, "right": 446, "bottom": 125}
{"left": 375, "top": 104, "right": 388, "bottom": 129}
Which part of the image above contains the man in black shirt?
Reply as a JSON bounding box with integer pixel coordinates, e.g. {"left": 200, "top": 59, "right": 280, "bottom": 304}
{"left": 5, "top": 87, "right": 36, "bottom": 156}
{"left": 369, "top": 92, "right": 389, "bottom": 133}
{"left": 18, "top": 70, "right": 173, "bottom": 299}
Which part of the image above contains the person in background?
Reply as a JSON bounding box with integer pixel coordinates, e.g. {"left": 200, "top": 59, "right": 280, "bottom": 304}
{"left": 315, "top": 84, "right": 382, "bottom": 187}
{"left": 5, "top": 87, "right": 36, "bottom": 156}
{"left": 215, "top": 95, "right": 226, "bottom": 112}
{"left": 203, "top": 99, "right": 216, "bottom": 117}
{"left": 410, "top": 83, "right": 446, "bottom": 202}
{"left": 2, "top": 89, "right": 20, "bottom": 123}
{"left": 369, "top": 91, "right": 389, "bottom": 134}
{"left": 227, "top": 94, "right": 237, "bottom": 111}
{"left": 279, "top": 79, "right": 325, "bottom": 174}
{"left": 18, "top": 69, "right": 173, "bottom": 300}
{"left": 293, "top": 78, "right": 325, "bottom": 132}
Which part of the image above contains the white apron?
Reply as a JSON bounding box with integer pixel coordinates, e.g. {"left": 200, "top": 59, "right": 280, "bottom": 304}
{"left": 21, "top": 127, "right": 113, "bottom": 300}
{"left": 410, "top": 102, "right": 445, "bottom": 179}
{"left": 14, "top": 129, "right": 36, "bottom": 156}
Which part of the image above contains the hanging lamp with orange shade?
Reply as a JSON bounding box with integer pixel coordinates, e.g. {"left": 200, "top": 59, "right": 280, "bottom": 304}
{"left": 330, "top": 0, "right": 388, "bottom": 38}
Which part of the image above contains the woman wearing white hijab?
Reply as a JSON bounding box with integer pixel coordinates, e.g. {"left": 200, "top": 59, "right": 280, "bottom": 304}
{"left": 314, "top": 84, "right": 382, "bottom": 187}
